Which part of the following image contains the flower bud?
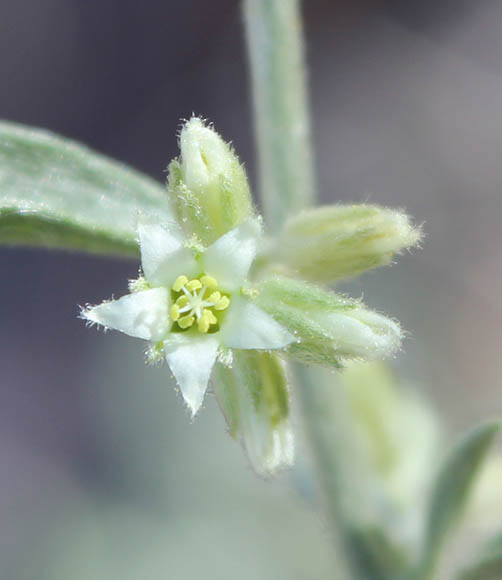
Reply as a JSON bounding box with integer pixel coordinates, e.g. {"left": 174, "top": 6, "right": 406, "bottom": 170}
{"left": 278, "top": 204, "right": 421, "bottom": 283}
{"left": 254, "top": 276, "right": 402, "bottom": 366}
{"left": 213, "top": 350, "right": 293, "bottom": 477}
{"left": 169, "top": 117, "right": 254, "bottom": 245}
{"left": 319, "top": 361, "right": 441, "bottom": 545}
{"left": 341, "top": 362, "right": 439, "bottom": 486}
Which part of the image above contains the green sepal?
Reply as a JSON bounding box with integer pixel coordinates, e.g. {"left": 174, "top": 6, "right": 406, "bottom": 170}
{"left": 287, "top": 341, "right": 344, "bottom": 368}
{"left": 254, "top": 277, "right": 352, "bottom": 367}
{"left": 256, "top": 274, "right": 358, "bottom": 311}
{"left": 212, "top": 353, "right": 241, "bottom": 439}
{"left": 167, "top": 159, "right": 212, "bottom": 244}
{"left": 0, "top": 120, "right": 173, "bottom": 256}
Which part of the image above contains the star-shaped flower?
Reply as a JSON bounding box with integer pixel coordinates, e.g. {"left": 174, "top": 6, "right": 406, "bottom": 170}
{"left": 82, "top": 215, "right": 295, "bottom": 416}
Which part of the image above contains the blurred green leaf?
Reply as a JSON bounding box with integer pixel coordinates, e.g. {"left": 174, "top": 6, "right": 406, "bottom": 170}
{"left": 457, "top": 551, "right": 502, "bottom": 580}
{"left": 456, "top": 532, "right": 502, "bottom": 580}
{"left": 420, "top": 420, "right": 501, "bottom": 579}
{"left": 0, "top": 120, "right": 173, "bottom": 256}
{"left": 480, "top": 533, "right": 502, "bottom": 560}
{"left": 346, "top": 527, "right": 410, "bottom": 580}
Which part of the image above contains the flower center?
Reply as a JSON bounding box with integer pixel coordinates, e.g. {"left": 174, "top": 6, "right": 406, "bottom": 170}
{"left": 169, "top": 274, "right": 230, "bottom": 333}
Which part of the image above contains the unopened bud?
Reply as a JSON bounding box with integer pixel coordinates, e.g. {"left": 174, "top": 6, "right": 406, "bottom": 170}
{"left": 169, "top": 117, "right": 253, "bottom": 245}
{"left": 279, "top": 204, "right": 421, "bottom": 283}
{"left": 213, "top": 350, "right": 293, "bottom": 477}
{"left": 255, "top": 276, "right": 402, "bottom": 366}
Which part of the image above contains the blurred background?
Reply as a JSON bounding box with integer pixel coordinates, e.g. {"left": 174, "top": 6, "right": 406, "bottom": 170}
{"left": 1, "top": 1, "right": 501, "bottom": 578}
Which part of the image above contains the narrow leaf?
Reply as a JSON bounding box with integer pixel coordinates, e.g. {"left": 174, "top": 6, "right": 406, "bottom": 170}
{"left": 456, "top": 533, "right": 502, "bottom": 580}
{"left": 0, "top": 120, "right": 173, "bottom": 256}
{"left": 421, "top": 420, "right": 501, "bottom": 578}
{"left": 480, "top": 533, "right": 502, "bottom": 560}
{"left": 457, "top": 555, "right": 502, "bottom": 580}
{"left": 346, "top": 527, "right": 410, "bottom": 580}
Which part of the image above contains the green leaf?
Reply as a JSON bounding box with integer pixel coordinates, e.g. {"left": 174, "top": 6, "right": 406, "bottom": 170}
{"left": 420, "top": 420, "right": 501, "bottom": 579}
{"left": 480, "top": 533, "right": 502, "bottom": 560}
{"left": 456, "top": 533, "right": 502, "bottom": 580}
{"left": 346, "top": 527, "right": 410, "bottom": 580}
{"left": 0, "top": 120, "right": 173, "bottom": 256}
{"left": 457, "top": 553, "right": 502, "bottom": 580}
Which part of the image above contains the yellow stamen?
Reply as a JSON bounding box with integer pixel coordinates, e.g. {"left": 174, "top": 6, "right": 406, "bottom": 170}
{"left": 206, "top": 310, "right": 218, "bottom": 324}
{"left": 170, "top": 272, "right": 229, "bottom": 332}
{"left": 214, "top": 296, "right": 230, "bottom": 311}
{"left": 170, "top": 304, "right": 180, "bottom": 321}
{"left": 186, "top": 279, "right": 202, "bottom": 292}
{"left": 208, "top": 291, "right": 221, "bottom": 303}
{"left": 178, "top": 315, "right": 195, "bottom": 329}
{"left": 198, "top": 313, "right": 211, "bottom": 333}
{"left": 200, "top": 275, "right": 218, "bottom": 289}
{"left": 175, "top": 295, "right": 189, "bottom": 308}
{"left": 172, "top": 275, "right": 188, "bottom": 292}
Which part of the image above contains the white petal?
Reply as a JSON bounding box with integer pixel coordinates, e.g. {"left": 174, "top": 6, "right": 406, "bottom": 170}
{"left": 164, "top": 333, "right": 219, "bottom": 416}
{"left": 220, "top": 297, "right": 296, "bottom": 350}
{"left": 201, "top": 218, "right": 262, "bottom": 291}
{"left": 138, "top": 218, "right": 198, "bottom": 287}
{"left": 83, "top": 288, "right": 169, "bottom": 342}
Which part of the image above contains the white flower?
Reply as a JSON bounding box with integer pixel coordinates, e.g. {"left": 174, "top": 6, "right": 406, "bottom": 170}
{"left": 83, "top": 216, "right": 296, "bottom": 416}
{"left": 79, "top": 118, "right": 411, "bottom": 476}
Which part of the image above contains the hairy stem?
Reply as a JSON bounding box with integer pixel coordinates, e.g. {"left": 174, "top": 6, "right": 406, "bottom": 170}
{"left": 243, "top": 1, "right": 358, "bottom": 578}
{"left": 243, "top": 0, "right": 315, "bottom": 230}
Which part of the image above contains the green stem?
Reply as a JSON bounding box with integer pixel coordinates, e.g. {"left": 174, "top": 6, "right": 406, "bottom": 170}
{"left": 295, "top": 366, "right": 408, "bottom": 580}
{"left": 295, "top": 365, "right": 358, "bottom": 578}
{"left": 243, "top": 2, "right": 358, "bottom": 578}
{"left": 243, "top": 0, "right": 315, "bottom": 230}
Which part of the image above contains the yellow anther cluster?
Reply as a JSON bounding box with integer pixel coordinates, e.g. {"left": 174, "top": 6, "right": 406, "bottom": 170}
{"left": 172, "top": 275, "right": 188, "bottom": 292}
{"left": 170, "top": 274, "right": 230, "bottom": 333}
